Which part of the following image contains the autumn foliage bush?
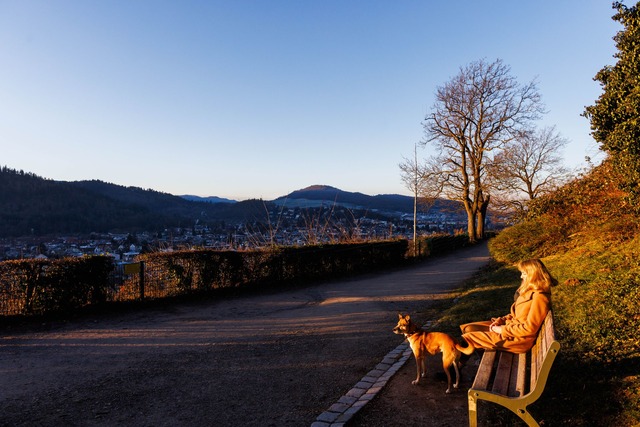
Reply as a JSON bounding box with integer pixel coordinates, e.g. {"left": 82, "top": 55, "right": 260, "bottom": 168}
{"left": 490, "top": 161, "right": 635, "bottom": 263}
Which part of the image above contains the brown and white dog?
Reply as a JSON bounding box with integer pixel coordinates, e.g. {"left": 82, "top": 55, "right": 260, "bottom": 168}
{"left": 393, "top": 313, "right": 462, "bottom": 393}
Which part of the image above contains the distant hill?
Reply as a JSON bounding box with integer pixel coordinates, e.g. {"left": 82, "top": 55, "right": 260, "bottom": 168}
{"left": 0, "top": 167, "right": 462, "bottom": 238}
{"left": 0, "top": 169, "right": 159, "bottom": 236}
{"left": 180, "top": 195, "right": 236, "bottom": 204}
{"left": 0, "top": 167, "right": 270, "bottom": 237}
{"left": 274, "top": 185, "right": 462, "bottom": 214}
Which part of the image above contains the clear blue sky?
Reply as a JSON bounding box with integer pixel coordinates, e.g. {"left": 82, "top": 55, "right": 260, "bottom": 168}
{"left": 0, "top": 1, "right": 620, "bottom": 200}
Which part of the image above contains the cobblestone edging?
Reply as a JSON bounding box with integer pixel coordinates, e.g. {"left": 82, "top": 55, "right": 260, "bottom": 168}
{"left": 311, "top": 341, "right": 413, "bottom": 427}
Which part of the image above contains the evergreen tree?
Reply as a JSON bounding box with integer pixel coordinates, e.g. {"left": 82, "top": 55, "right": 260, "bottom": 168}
{"left": 584, "top": 1, "right": 640, "bottom": 200}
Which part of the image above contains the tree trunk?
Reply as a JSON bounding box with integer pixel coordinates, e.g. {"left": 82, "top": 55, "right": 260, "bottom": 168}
{"left": 465, "top": 204, "right": 477, "bottom": 243}
{"left": 476, "top": 194, "right": 490, "bottom": 241}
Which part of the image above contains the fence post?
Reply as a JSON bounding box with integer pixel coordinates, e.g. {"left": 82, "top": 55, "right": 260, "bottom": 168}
{"left": 139, "top": 261, "right": 145, "bottom": 301}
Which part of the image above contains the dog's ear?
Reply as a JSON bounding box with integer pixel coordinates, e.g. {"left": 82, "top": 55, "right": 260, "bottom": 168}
{"left": 398, "top": 313, "right": 403, "bottom": 319}
{"left": 403, "top": 314, "right": 411, "bottom": 321}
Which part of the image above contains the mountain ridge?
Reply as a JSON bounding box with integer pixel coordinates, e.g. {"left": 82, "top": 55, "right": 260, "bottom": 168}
{"left": 275, "top": 184, "right": 460, "bottom": 214}
{"left": 180, "top": 195, "right": 236, "bottom": 204}
{"left": 0, "top": 167, "right": 460, "bottom": 238}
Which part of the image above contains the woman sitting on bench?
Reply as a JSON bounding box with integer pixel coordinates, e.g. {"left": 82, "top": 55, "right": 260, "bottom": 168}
{"left": 459, "top": 259, "right": 557, "bottom": 355}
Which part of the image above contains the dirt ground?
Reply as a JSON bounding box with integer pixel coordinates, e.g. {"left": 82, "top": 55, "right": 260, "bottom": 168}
{"left": 0, "top": 244, "right": 490, "bottom": 427}
{"left": 347, "top": 350, "right": 481, "bottom": 427}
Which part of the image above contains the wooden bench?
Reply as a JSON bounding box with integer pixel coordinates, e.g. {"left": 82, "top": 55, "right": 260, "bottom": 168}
{"left": 467, "top": 310, "right": 561, "bottom": 427}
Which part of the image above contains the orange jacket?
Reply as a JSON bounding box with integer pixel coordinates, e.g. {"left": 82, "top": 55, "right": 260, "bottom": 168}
{"left": 502, "top": 290, "right": 551, "bottom": 339}
{"left": 461, "top": 290, "right": 551, "bottom": 354}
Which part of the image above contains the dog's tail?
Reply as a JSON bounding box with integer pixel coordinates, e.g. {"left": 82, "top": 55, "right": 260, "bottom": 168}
{"left": 455, "top": 342, "right": 475, "bottom": 356}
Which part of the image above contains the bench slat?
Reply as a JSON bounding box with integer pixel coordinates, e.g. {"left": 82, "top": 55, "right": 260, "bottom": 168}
{"left": 509, "top": 352, "right": 527, "bottom": 397}
{"left": 492, "top": 351, "right": 514, "bottom": 395}
{"left": 545, "top": 314, "right": 555, "bottom": 347}
{"left": 543, "top": 311, "right": 555, "bottom": 352}
{"left": 531, "top": 340, "right": 540, "bottom": 389}
{"left": 471, "top": 350, "right": 496, "bottom": 390}
{"left": 531, "top": 311, "right": 555, "bottom": 389}
{"left": 541, "top": 320, "right": 550, "bottom": 353}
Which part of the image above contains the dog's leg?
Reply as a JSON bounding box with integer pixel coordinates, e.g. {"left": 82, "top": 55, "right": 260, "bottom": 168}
{"left": 452, "top": 359, "right": 460, "bottom": 390}
{"left": 443, "top": 363, "right": 453, "bottom": 394}
{"left": 442, "top": 347, "right": 461, "bottom": 393}
{"left": 412, "top": 356, "right": 423, "bottom": 385}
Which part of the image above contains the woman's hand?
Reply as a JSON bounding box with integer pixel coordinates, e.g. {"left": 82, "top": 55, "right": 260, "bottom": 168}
{"left": 490, "top": 317, "right": 506, "bottom": 326}
{"left": 489, "top": 324, "right": 503, "bottom": 334}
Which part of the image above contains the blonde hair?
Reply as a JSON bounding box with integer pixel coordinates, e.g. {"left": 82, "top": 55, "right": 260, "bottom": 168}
{"left": 516, "top": 259, "right": 556, "bottom": 294}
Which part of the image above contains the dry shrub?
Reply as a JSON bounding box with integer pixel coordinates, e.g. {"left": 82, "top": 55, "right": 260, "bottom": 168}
{"left": 491, "top": 160, "right": 640, "bottom": 264}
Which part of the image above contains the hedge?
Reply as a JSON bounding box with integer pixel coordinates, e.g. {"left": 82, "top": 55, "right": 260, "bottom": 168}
{"left": 1, "top": 235, "right": 471, "bottom": 318}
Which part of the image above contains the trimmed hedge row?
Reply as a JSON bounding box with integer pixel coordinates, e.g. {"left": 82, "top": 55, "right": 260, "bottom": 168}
{"left": 0, "top": 256, "right": 113, "bottom": 315}
{"left": 414, "top": 233, "right": 470, "bottom": 257}
{"left": 114, "top": 240, "right": 410, "bottom": 301}
{"left": 0, "top": 235, "right": 470, "bottom": 317}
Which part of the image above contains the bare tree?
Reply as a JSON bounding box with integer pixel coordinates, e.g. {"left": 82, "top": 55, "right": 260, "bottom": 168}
{"left": 422, "top": 59, "right": 544, "bottom": 242}
{"left": 399, "top": 143, "right": 441, "bottom": 254}
{"left": 488, "top": 126, "right": 569, "bottom": 220}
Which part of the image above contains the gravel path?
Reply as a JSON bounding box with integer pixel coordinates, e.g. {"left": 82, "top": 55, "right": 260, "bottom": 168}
{"left": 1, "top": 243, "right": 490, "bottom": 427}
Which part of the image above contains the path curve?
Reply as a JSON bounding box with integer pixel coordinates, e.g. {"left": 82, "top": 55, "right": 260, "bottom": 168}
{"left": 0, "top": 243, "right": 490, "bottom": 427}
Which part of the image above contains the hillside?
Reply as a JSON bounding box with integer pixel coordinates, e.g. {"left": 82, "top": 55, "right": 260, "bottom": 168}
{"left": 275, "top": 185, "right": 462, "bottom": 214}
{"left": 0, "top": 168, "right": 464, "bottom": 238}
{"left": 0, "top": 169, "right": 164, "bottom": 236}
{"left": 0, "top": 168, "right": 271, "bottom": 237}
